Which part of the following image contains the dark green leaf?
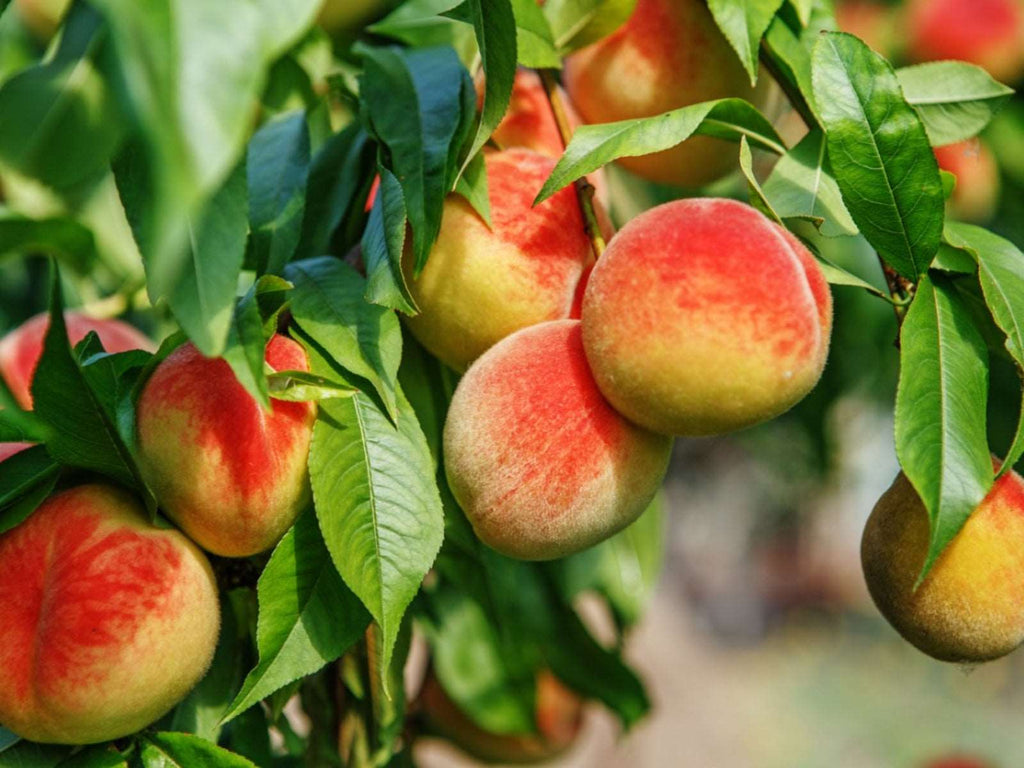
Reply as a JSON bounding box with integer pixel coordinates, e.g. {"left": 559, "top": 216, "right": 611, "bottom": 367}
{"left": 361, "top": 168, "right": 416, "bottom": 313}
{"left": 0, "top": 741, "right": 71, "bottom": 768}
{"left": 0, "top": 445, "right": 58, "bottom": 533}
{"left": 707, "top": 0, "right": 784, "bottom": 85}
{"left": 895, "top": 273, "right": 992, "bottom": 576}
{"left": 56, "top": 745, "right": 127, "bottom": 768}
{"left": 812, "top": 32, "right": 944, "bottom": 280}
{"left": 138, "top": 733, "right": 256, "bottom": 768}
{"left": 0, "top": 212, "right": 97, "bottom": 272}
{"left": 542, "top": 0, "right": 636, "bottom": 52}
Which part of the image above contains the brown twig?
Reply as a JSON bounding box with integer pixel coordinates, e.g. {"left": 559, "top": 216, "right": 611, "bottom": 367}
{"left": 880, "top": 260, "right": 914, "bottom": 345}
{"left": 537, "top": 69, "right": 607, "bottom": 259}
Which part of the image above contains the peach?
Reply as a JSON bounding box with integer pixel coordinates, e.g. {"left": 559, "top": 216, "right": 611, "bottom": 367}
{"left": 443, "top": 320, "right": 671, "bottom": 561}
{"left": 934, "top": 139, "right": 1001, "bottom": 223}
{"left": 135, "top": 335, "right": 316, "bottom": 557}
{"left": 905, "top": 0, "right": 1024, "bottom": 83}
{"left": 488, "top": 69, "right": 569, "bottom": 158}
{"left": 836, "top": 1, "right": 898, "bottom": 56}
{"left": 403, "top": 149, "right": 593, "bottom": 372}
{"left": 861, "top": 469, "right": 1024, "bottom": 662}
{"left": 0, "top": 312, "right": 154, "bottom": 409}
{"left": 563, "top": 0, "right": 768, "bottom": 187}
{"left": 0, "top": 484, "right": 219, "bottom": 744}
{"left": 420, "top": 670, "right": 584, "bottom": 764}
{"left": 14, "top": 0, "right": 70, "bottom": 40}
{"left": 0, "top": 443, "right": 30, "bottom": 462}
{"left": 581, "top": 198, "right": 832, "bottom": 436}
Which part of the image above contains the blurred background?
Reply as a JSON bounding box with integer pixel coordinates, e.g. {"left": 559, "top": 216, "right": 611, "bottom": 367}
{"left": 3, "top": 0, "right": 1024, "bottom": 766}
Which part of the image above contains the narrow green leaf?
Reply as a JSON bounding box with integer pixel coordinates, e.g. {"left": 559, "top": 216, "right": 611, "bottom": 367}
{"left": 361, "top": 167, "right": 416, "bottom": 314}
{"left": 453, "top": 148, "right": 491, "bottom": 227}
{"left": 945, "top": 223, "right": 1024, "bottom": 473}
{"left": 167, "top": 161, "right": 247, "bottom": 358}
{"left": 56, "top": 745, "right": 127, "bottom": 768}
{"left": 812, "top": 32, "right": 944, "bottom": 280}
{"left": 221, "top": 510, "right": 370, "bottom": 723}
{"left": 510, "top": 0, "right": 559, "bottom": 67}
{"left": 286, "top": 257, "right": 402, "bottom": 419}
{"left": 0, "top": 741, "right": 71, "bottom": 767}
{"left": 898, "top": 61, "right": 1014, "bottom": 147}
{"left": 761, "top": 129, "right": 858, "bottom": 237}
{"left": 309, "top": 390, "right": 444, "bottom": 678}
{"left": 0, "top": 444, "right": 58, "bottom": 515}
{"left": 221, "top": 275, "right": 293, "bottom": 409}
{"left": 895, "top": 273, "right": 992, "bottom": 576}
{"left": 707, "top": 0, "right": 785, "bottom": 85}
{"left": 535, "top": 98, "right": 784, "bottom": 203}
{"left": 248, "top": 111, "right": 311, "bottom": 277}
{"left": 542, "top": 0, "right": 636, "bottom": 52}
{"left": 738, "top": 136, "right": 782, "bottom": 223}
{"left": 0, "top": 212, "right": 97, "bottom": 272}
{"left": 762, "top": 15, "right": 820, "bottom": 125}
{"left": 139, "top": 733, "right": 256, "bottom": 768}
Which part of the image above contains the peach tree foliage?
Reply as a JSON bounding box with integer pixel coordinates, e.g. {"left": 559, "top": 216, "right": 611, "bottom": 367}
{"left": 0, "top": 0, "right": 1020, "bottom": 764}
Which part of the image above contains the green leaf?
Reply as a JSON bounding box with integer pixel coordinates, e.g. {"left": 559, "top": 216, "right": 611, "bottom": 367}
{"left": 93, "top": 0, "right": 321, "bottom": 301}
{"left": 945, "top": 223, "right": 1024, "bottom": 473}
{"left": 707, "top": 0, "right": 784, "bottom": 85}
{"left": 368, "top": 0, "right": 476, "bottom": 59}
{"left": 248, "top": 111, "right": 311, "bottom": 277}
{"left": 221, "top": 275, "right": 293, "bottom": 409}
{"left": 535, "top": 98, "right": 785, "bottom": 203}
{"left": 0, "top": 212, "right": 97, "bottom": 272}
{"left": 811, "top": 32, "right": 944, "bottom": 281}
{"left": 139, "top": 733, "right": 256, "bottom": 768}
{"left": 895, "top": 273, "right": 992, "bottom": 577}
{"left": 542, "top": 0, "right": 636, "bottom": 52}
{"left": 358, "top": 45, "right": 475, "bottom": 272}
{"left": 762, "top": 14, "right": 820, "bottom": 126}
{"left": 361, "top": 167, "right": 416, "bottom": 314}
{"left": 166, "top": 160, "right": 247, "bottom": 358}
{"left": 222, "top": 510, "right": 370, "bottom": 723}
{"left": 510, "top": 0, "right": 559, "bottom": 67}
{"left": 897, "top": 61, "right": 1014, "bottom": 147}
{"left": 737, "top": 136, "right": 782, "bottom": 223}
{"left": 56, "top": 745, "right": 127, "bottom": 768}
{"left": 31, "top": 268, "right": 142, "bottom": 488}
{"left": 761, "top": 129, "right": 858, "bottom": 238}
{"left": 0, "top": 6, "right": 124, "bottom": 190}
{"left": 453, "top": 147, "right": 491, "bottom": 227}
{"left": 308, "top": 390, "right": 444, "bottom": 680}
{"left": 286, "top": 257, "right": 402, "bottom": 420}
{"left": 0, "top": 741, "right": 71, "bottom": 767}
{"left": 0, "top": 445, "right": 59, "bottom": 534}
{"left": 266, "top": 370, "right": 357, "bottom": 402}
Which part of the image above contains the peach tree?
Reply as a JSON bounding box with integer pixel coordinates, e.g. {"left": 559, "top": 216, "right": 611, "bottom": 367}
{"left": 0, "top": 0, "right": 1022, "bottom": 765}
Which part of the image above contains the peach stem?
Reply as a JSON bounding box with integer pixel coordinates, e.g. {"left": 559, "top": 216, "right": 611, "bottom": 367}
{"left": 538, "top": 69, "right": 607, "bottom": 259}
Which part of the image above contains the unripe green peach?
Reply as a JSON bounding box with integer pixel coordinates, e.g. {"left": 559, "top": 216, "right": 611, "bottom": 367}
{"left": 136, "top": 335, "right": 316, "bottom": 558}
{"left": 861, "top": 468, "right": 1024, "bottom": 662}
{"left": 0, "top": 484, "right": 220, "bottom": 744}
{"left": 421, "top": 670, "right": 584, "bottom": 764}
{"left": 904, "top": 0, "right": 1024, "bottom": 83}
{"left": 403, "top": 149, "right": 593, "bottom": 372}
{"left": 581, "top": 198, "right": 832, "bottom": 437}
{"left": 443, "top": 319, "right": 672, "bottom": 561}
{"left": 934, "top": 139, "right": 1001, "bottom": 223}
{"left": 0, "top": 312, "right": 154, "bottom": 409}
{"left": 563, "top": 0, "right": 769, "bottom": 187}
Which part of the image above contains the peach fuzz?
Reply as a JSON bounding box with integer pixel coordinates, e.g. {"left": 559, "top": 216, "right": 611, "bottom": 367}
{"left": 861, "top": 468, "right": 1024, "bottom": 662}
{"left": 136, "top": 334, "right": 316, "bottom": 558}
{"left": 581, "top": 198, "right": 832, "bottom": 437}
{"left": 0, "top": 311, "right": 154, "bottom": 409}
{"left": 421, "top": 670, "right": 583, "bottom": 763}
{"left": 905, "top": 0, "right": 1024, "bottom": 83}
{"left": 403, "top": 149, "right": 593, "bottom": 372}
{"left": 0, "top": 484, "right": 219, "bottom": 744}
{"left": 443, "top": 320, "right": 671, "bottom": 561}
{"left": 563, "top": 0, "right": 768, "bottom": 188}
{"left": 934, "top": 139, "right": 1001, "bottom": 223}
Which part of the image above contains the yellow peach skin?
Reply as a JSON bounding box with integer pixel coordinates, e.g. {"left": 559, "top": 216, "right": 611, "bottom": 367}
{"left": 403, "top": 149, "right": 593, "bottom": 373}
{"left": 563, "top": 0, "right": 769, "bottom": 187}
{"left": 581, "top": 198, "right": 832, "bottom": 437}
{"left": 861, "top": 469, "right": 1024, "bottom": 662}
{"left": 0, "top": 485, "right": 220, "bottom": 744}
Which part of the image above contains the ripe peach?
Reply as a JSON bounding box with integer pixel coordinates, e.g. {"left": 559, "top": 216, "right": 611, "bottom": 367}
{"left": 905, "top": 0, "right": 1024, "bottom": 83}
{"left": 581, "top": 198, "right": 832, "bottom": 436}
{"left": 0, "top": 312, "right": 154, "bottom": 409}
{"left": 836, "top": 1, "right": 897, "bottom": 57}
{"left": 934, "top": 139, "right": 1001, "bottom": 223}
{"left": 404, "top": 149, "right": 593, "bottom": 372}
{"left": 443, "top": 320, "right": 671, "bottom": 561}
{"left": 488, "top": 69, "right": 569, "bottom": 158}
{"left": 861, "top": 469, "right": 1024, "bottom": 662}
{"left": 0, "top": 484, "right": 219, "bottom": 744}
{"left": 136, "top": 335, "right": 316, "bottom": 558}
{"left": 421, "top": 670, "right": 584, "bottom": 764}
{"left": 563, "top": 0, "right": 768, "bottom": 187}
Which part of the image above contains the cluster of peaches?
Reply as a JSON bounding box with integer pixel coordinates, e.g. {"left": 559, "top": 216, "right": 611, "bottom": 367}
{"left": 1, "top": 0, "right": 1023, "bottom": 754}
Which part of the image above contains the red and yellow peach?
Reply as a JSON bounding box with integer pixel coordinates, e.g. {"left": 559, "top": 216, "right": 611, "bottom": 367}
{"left": 581, "top": 198, "right": 832, "bottom": 436}
{"left": 404, "top": 149, "right": 593, "bottom": 372}
{"left": 443, "top": 319, "right": 671, "bottom": 561}
{"left": 934, "top": 139, "right": 1001, "bottom": 223}
{"left": 861, "top": 468, "right": 1024, "bottom": 662}
{"left": 0, "top": 484, "right": 219, "bottom": 744}
{"left": 135, "top": 335, "right": 316, "bottom": 558}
